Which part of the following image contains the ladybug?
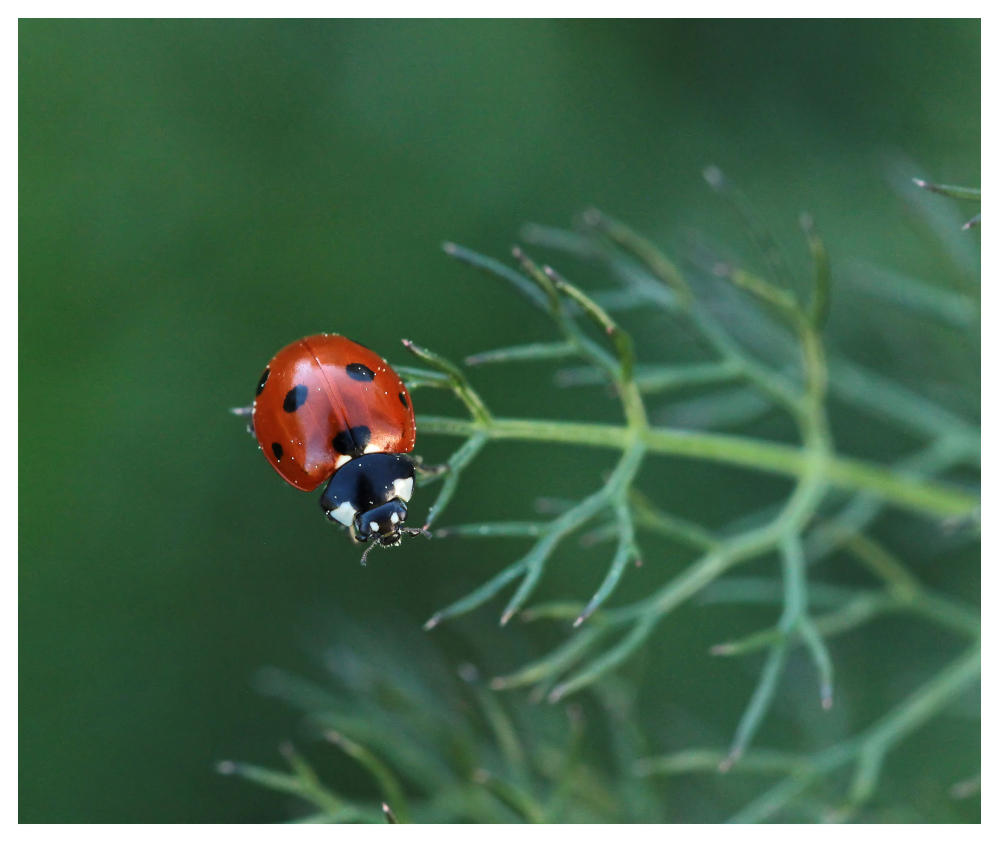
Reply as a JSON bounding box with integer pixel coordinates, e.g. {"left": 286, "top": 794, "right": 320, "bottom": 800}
{"left": 238, "top": 334, "right": 426, "bottom": 562}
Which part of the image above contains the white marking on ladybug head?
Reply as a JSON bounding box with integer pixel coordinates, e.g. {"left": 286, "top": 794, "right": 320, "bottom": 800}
{"left": 390, "top": 511, "right": 400, "bottom": 524}
{"left": 369, "top": 521, "right": 380, "bottom": 532}
{"left": 393, "top": 476, "right": 414, "bottom": 502}
{"left": 329, "top": 501, "right": 357, "bottom": 527}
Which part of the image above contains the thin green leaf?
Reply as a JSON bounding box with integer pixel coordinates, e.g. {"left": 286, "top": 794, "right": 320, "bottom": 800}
{"left": 580, "top": 207, "right": 694, "bottom": 306}
{"left": 394, "top": 365, "right": 452, "bottom": 391}
{"left": 500, "top": 533, "right": 562, "bottom": 625}
{"left": 556, "top": 359, "right": 741, "bottom": 393}
{"left": 630, "top": 490, "right": 718, "bottom": 550}
{"left": 703, "top": 165, "right": 796, "bottom": 291}
{"left": 443, "top": 241, "right": 549, "bottom": 311}
{"left": 465, "top": 341, "right": 576, "bottom": 366}
{"left": 422, "top": 433, "right": 489, "bottom": 529}
{"left": 912, "top": 179, "right": 980, "bottom": 202}
{"left": 720, "top": 642, "right": 789, "bottom": 771}
{"left": 549, "top": 615, "right": 658, "bottom": 702}
{"left": 635, "top": 748, "right": 809, "bottom": 776}
{"left": 799, "top": 213, "right": 832, "bottom": 330}
{"left": 842, "top": 261, "right": 977, "bottom": 331}
{"left": 325, "top": 731, "right": 411, "bottom": 824}
{"left": 517, "top": 601, "right": 589, "bottom": 623}
{"left": 798, "top": 617, "right": 835, "bottom": 709}
{"left": 490, "top": 626, "right": 604, "bottom": 691}
{"left": 575, "top": 503, "right": 637, "bottom": 625}
{"left": 472, "top": 769, "right": 547, "bottom": 823}
{"left": 458, "top": 667, "right": 531, "bottom": 788}
{"left": 434, "top": 522, "right": 549, "bottom": 539}
{"left": 402, "top": 340, "right": 491, "bottom": 425}
{"left": 546, "top": 267, "right": 636, "bottom": 384}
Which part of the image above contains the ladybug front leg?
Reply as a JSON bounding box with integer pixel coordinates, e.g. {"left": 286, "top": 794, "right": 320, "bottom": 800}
{"left": 411, "top": 454, "right": 448, "bottom": 480}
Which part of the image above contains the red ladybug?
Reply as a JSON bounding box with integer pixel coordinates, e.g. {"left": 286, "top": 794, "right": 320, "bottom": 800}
{"left": 240, "top": 334, "right": 424, "bottom": 560}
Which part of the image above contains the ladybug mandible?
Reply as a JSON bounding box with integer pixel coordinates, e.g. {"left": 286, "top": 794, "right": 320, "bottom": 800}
{"left": 239, "top": 334, "right": 426, "bottom": 562}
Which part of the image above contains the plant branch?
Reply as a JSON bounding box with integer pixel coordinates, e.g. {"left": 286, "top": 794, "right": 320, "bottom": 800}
{"left": 415, "top": 415, "right": 975, "bottom": 519}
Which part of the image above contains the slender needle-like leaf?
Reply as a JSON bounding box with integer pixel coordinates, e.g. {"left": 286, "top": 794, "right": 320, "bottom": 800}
{"left": 465, "top": 341, "right": 577, "bottom": 366}
{"left": 720, "top": 642, "right": 789, "bottom": 771}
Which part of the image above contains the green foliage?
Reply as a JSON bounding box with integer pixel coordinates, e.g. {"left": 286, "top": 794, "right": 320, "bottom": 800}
{"left": 913, "top": 178, "right": 981, "bottom": 229}
{"left": 225, "top": 170, "right": 979, "bottom": 822}
{"left": 219, "top": 621, "right": 661, "bottom": 823}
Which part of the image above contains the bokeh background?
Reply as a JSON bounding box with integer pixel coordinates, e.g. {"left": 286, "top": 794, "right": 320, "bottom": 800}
{"left": 20, "top": 19, "right": 980, "bottom": 822}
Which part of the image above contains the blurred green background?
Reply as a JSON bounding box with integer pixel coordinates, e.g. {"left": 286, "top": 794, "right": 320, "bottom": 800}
{"left": 20, "top": 20, "right": 979, "bottom": 822}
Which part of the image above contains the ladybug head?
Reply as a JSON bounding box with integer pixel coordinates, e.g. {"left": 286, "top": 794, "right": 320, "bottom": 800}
{"left": 356, "top": 500, "right": 411, "bottom": 545}
{"left": 320, "top": 453, "right": 426, "bottom": 563}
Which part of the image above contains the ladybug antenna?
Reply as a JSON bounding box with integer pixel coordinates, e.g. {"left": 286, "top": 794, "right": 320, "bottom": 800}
{"left": 359, "top": 541, "right": 378, "bottom": 566}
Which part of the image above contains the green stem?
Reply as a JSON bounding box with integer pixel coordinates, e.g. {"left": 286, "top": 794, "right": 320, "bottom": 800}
{"left": 730, "top": 641, "right": 981, "bottom": 823}
{"left": 416, "top": 415, "right": 976, "bottom": 518}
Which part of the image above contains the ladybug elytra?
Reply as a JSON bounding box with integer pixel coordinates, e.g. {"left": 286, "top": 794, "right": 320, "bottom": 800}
{"left": 241, "top": 334, "right": 426, "bottom": 561}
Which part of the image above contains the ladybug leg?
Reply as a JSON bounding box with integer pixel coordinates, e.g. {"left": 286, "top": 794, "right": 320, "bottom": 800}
{"left": 229, "top": 405, "right": 254, "bottom": 435}
{"left": 400, "top": 526, "right": 432, "bottom": 540}
{"left": 411, "top": 454, "right": 448, "bottom": 480}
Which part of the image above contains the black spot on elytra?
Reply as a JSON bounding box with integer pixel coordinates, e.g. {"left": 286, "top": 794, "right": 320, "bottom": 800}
{"left": 399, "top": 392, "right": 409, "bottom": 409}
{"left": 271, "top": 442, "right": 283, "bottom": 461}
{"left": 332, "top": 425, "right": 371, "bottom": 458}
{"left": 346, "top": 363, "right": 375, "bottom": 382}
{"left": 256, "top": 367, "right": 270, "bottom": 395}
{"left": 283, "top": 384, "right": 308, "bottom": 412}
